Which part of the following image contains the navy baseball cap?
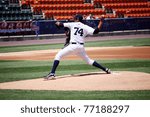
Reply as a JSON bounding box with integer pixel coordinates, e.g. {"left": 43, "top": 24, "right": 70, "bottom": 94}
{"left": 74, "top": 14, "right": 83, "bottom": 22}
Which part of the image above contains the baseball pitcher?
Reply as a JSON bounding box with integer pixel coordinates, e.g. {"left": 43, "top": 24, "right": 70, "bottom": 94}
{"left": 44, "top": 14, "right": 111, "bottom": 80}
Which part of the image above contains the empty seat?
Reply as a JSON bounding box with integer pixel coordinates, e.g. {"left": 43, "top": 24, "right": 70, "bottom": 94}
{"left": 20, "top": 0, "right": 150, "bottom": 20}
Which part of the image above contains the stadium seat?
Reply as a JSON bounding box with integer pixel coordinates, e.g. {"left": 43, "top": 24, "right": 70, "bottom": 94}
{"left": 0, "top": 0, "right": 33, "bottom": 21}
{"left": 17, "top": 0, "right": 150, "bottom": 20}
{"left": 98, "top": 0, "right": 150, "bottom": 18}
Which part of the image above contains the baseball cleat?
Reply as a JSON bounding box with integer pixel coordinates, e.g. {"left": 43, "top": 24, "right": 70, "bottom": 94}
{"left": 105, "top": 68, "right": 111, "bottom": 74}
{"left": 44, "top": 73, "right": 56, "bottom": 80}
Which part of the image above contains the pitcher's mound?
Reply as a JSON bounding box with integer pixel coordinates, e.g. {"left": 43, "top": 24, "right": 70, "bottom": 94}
{"left": 0, "top": 71, "right": 150, "bottom": 91}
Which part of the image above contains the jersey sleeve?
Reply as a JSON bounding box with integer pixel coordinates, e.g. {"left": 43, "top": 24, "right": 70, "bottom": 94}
{"left": 63, "top": 23, "right": 72, "bottom": 28}
{"left": 85, "top": 25, "right": 95, "bottom": 35}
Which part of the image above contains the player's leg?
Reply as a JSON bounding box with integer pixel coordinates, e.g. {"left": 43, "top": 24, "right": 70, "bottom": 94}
{"left": 44, "top": 45, "right": 75, "bottom": 80}
{"left": 76, "top": 48, "right": 111, "bottom": 74}
{"left": 50, "top": 47, "right": 73, "bottom": 74}
{"left": 92, "top": 61, "right": 111, "bottom": 74}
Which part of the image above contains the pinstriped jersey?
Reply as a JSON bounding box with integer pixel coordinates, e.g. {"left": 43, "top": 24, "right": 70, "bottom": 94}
{"left": 63, "top": 22, "right": 95, "bottom": 43}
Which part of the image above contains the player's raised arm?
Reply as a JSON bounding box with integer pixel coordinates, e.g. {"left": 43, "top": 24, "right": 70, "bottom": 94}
{"left": 93, "top": 15, "right": 105, "bottom": 34}
{"left": 55, "top": 21, "right": 64, "bottom": 28}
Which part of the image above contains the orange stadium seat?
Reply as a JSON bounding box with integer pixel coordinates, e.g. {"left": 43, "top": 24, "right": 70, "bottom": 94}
{"left": 97, "top": 0, "right": 150, "bottom": 18}
{"left": 27, "top": 0, "right": 150, "bottom": 20}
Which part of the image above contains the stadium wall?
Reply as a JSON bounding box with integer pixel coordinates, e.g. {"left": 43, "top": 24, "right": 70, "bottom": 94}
{"left": 0, "top": 18, "right": 150, "bottom": 41}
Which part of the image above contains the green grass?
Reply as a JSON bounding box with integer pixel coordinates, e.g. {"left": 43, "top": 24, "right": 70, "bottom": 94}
{"left": 0, "top": 38, "right": 150, "bottom": 53}
{"left": 0, "top": 43, "right": 62, "bottom": 53}
{"left": 85, "top": 38, "right": 150, "bottom": 47}
{"left": 0, "top": 59, "right": 150, "bottom": 83}
{"left": 0, "top": 38, "right": 150, "bottom": 100}
{"left": 0, "top": 90, "right": 150, "bottom": 100}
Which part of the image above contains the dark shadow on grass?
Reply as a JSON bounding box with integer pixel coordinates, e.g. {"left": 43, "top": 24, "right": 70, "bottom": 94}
{"left": 44, "top": 72, "right": 106, "bottom": 81}
{"left": 56, "top": 72, "right": 106, "bottom": 79}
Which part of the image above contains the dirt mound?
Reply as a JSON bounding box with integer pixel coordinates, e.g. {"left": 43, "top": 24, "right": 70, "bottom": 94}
{"left": 0, "top": 71, "right": 150, "bottom": 91}
{"left": 0, "top": 46, "right": 150, "bottom": 91}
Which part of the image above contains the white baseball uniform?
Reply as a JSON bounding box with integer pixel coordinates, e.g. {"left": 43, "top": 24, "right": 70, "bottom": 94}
{"left": 54, "top": 22, "right": 95, "bottom": 65}
{"left": 44, "top": 19, "right": 111, "bottom": 79}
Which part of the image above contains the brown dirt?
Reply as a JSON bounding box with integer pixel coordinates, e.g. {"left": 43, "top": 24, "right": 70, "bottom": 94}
{"left": 0, "top": 46, "right": 150, "bottom": 60}
{"left": 0, "top": 71, "right": 150, "bottom": 91}
{"left": 0, "top": 46, "right": 150, "bottom": 91}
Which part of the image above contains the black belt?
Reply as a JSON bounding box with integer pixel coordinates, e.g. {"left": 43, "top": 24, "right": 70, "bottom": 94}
{"left": 71, "top": 42, "right": 84, "bottom": 45}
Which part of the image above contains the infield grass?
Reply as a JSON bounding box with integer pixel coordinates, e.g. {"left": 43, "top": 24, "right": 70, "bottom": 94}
{"left": 0, "top": 38, "right": 150, "bottom": 100}
{"left": 0, "top": 38, "right": 149, "bottom": 53}
{"left": 0, "top": 59, "right": 150, "bottom": 83}
{"left": 0, "top": 90, "right": 150, "bottom": 100}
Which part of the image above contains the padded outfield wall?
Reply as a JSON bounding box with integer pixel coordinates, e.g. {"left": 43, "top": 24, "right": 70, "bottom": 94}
{"left": 0, "top": 17, "right": 150, "bottom": 36}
